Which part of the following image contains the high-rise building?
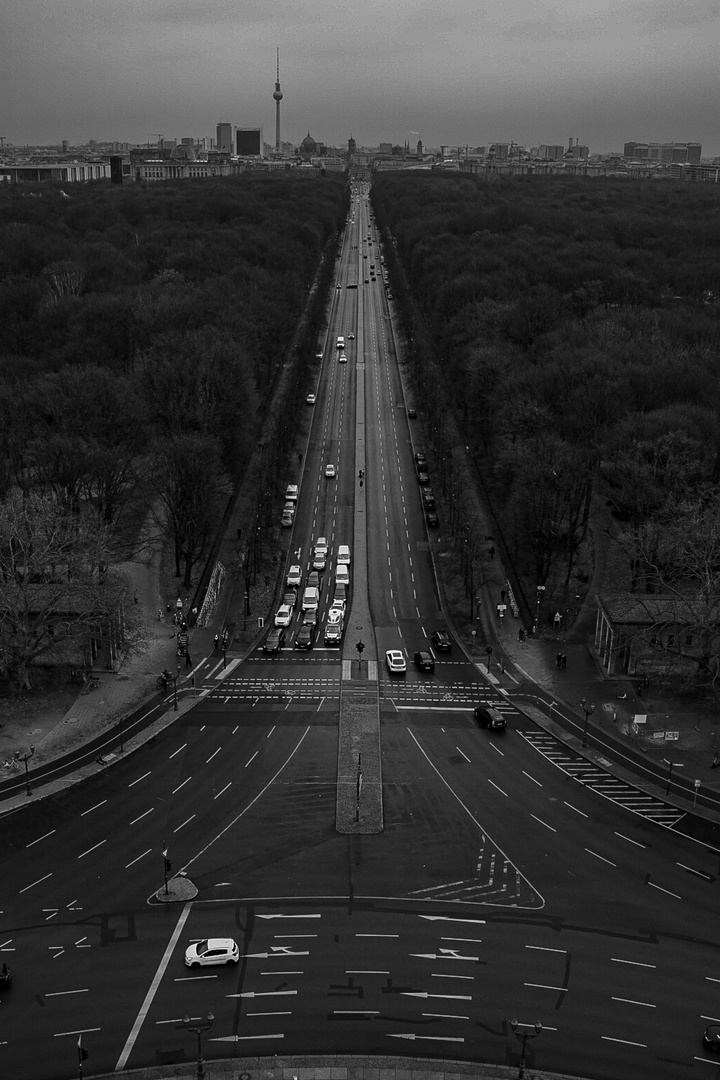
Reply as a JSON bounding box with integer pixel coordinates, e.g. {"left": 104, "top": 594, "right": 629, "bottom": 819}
{"left": 624, "top": 141, "right": 701, "bottom": 164}
{"left": 273, "top": 48, "right": 283, "bottom": 153}
{"left": 216, "top": 122, "right": 234, "bottom": 153}
{"left": 236, "top": 128, "right": 264, "bottom": 156}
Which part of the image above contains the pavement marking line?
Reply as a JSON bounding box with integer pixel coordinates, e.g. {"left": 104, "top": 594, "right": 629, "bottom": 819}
{"left": 522, "top": 771, "right": 543, "bottom": 787}
{"left": 115, "top": 900, "right": 193, "bottom": 1071}
{"left": 524, "top": 982, "right": 568, "bottom": 992}
{"left": 612, "top": 996, "right": 656, "bottom": 1007}
{"left": 614, "top": 832, "right": 646, "bottom": 848}
{"left": 601, "top": 1036, "right": 647, "bottom": 1047}
{"left": 585, "top": 848, "right": 616, "bottom": 867}
{"left": 46, "top": 988, "right": 89, "bottom": 996}
{"left": 125, "top": 848, "right": 152, "bottom": 868}
{"left": 611, "top": 958, "right": 656, "bottom": 968}
{"left": 423, "top": 1012, "right": 470, "bottom": 1020}
{"left": 648, "top": 881, "right": 682, "bottom": 899}
{"left": 78, "top": 840, "right": 106, "bottom": 859}
{"left": 26, "top": 830, "right": 56, "bottom": 847}
{"left": 677, "top": 862, "right": 713, "bottom": 880}
{"left": 488, "top": 779, "right": 508, "bottom": 797}
{"left": 128, "top": 771, "right": 151, "bottom": 788}
{"left": 81, "top": 800, "right": 107, "bottom": 815}
{"left": 129, "top": 808, "right": 154, "bottom": 825}
{"left": 182, "top": 727, "right": 311, "bottom": 873}
{"left": 564, "top": 802, "right": 588, "bottom": 817}
{"left": 531, "top": 814, "right": 557, "bottom": 833}
{"left": 526, "top": 945, "right": 566, "bottom": 953}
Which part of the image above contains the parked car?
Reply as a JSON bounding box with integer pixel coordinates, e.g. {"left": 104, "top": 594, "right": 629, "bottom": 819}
{"left": 285, "top": 484, "right": 298, "bottom": 503}
{"left": 413, "top": 651, "right": 435, "bottom": 672}
{"left": 417, "top": 470, "right": 430, "bottom": 485}
{"left": 407, "top": 408, "right": 417, "bottom": 419}
{"left": 474, "top": 706, "right": 507, "bottom": 731}
{"left": 422, "top": 488, "right": 436, "bottom": 509}
{"left": 431, "top": 629, "right": 452, "bottom": 651}
{"left": 281, "top": 510, "right": 294, "bottom": 527}
{"left": 274, "top": 604, "right": 293, "bottom": 627}
{"left": 425, "top": 510, "right": 439, "bottom": 527}
{"left": 306, "top": 393, "right": 316, "bottom": 404}
{"left": 386, "top": 650, "right": 407, "bottom": 675}
{"left": 286, "top": 565, "right": 302, "bottom": 587}
{"left": 295, "top": 625, "right": 315, "bottom": 650}
{"left": 184, "top": 939, "right": 239, "bottom": 968}
{"left": 263, "top": 628, "right": 285, "bottom": 653}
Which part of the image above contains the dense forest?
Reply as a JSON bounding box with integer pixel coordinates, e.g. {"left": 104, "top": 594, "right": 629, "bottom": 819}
{"left": 0, "top": 173, "right": 348, "bottom": 688}
{"left": 372, "top": 173, "right": 720, "bottom": 687}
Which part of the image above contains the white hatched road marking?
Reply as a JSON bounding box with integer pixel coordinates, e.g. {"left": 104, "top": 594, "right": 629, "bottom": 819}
{"left": 519, "top": 730, "right": 686, "bottom": 828}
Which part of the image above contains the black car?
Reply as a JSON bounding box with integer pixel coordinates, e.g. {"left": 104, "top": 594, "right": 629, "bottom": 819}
{"left": 407, "top": 408, "right": 417, "bottom": 419}
{"left": 307, "top": 571, "right": 321, "bottom": 589}
{"left": 422, "top": 488, "right": 436, "bottom": 509}
{"left": 474, "top": 706, "right": 507, "bottom": 731}
{"left": 0, "top": 962, "right": 9, "bottom": 988}
{"left": 425, "top": 510, "right": 439, "bottom": 527}
{"left": 431, "top": 629, "right": 452, "bottom": 651}
{"left": 263, "top": 627, "right": 285, "bottom": 653}
{"left": 414, "top": 651, "right": 435, "bottom": 672}
{"left": 415, "top": 453, "right": 427, "bottom": 467}
{"left": 417, "top": 470, "right": 430, "bottom": 485}
{"left": 295, "top": 625, "right": 315, "bottom": 650}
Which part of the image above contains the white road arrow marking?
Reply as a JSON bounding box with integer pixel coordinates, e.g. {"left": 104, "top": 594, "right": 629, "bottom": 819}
{"left": 227, "top": 990, "right": 298, "bottom": 999}
{"left": 410, "top": 950, "right": 479, "bottom": 962}
{"left": 212, "top": 1034, "right": 284, "bottom": 1042}
{"left": 419, "top": 915, "right": 485, "bottom": 924}
{"left": 256, "top": 914, "right": 321, "bottom": 919}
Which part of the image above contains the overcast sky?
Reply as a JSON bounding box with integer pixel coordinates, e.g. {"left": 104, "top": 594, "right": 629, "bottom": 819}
{"left": 3, "top": 0, "right": 718, "bottom": 155}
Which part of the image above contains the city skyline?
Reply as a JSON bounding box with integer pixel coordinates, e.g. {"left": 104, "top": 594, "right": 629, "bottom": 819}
{"left": 3, "top": 0, "right": 718, "bottom": 156}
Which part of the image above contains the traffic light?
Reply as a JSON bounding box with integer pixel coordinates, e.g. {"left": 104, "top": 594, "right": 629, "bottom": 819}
{"left": 80, "top": 1048, "right": 89, "bottom": 1061}
{"left": 486, "top": 645, "right": 493, "bottom": 656}
{"left": 164, "top": 857, "right": 172, "bottom": 874}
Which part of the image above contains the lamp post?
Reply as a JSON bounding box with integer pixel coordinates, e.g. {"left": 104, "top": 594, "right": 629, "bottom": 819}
{"left": 579, "top": 697, "right": 595, "bottom": 747}
{"left": 172, "top": 666, "right": 180, "bottom": 712}
{"left": 663, "top": 758, "right": 684, "bottom": 796}
{"left": 15, "top": 745, "right": 35, "bottom": 797}
{"left": 510, "top": 1018, "right": 542, "bottom": 1079}
{"left": 182, "top": 1013, "right": 215, "bottom": 1079}
{"left": 534, "top": 585, "right": 545, "bottom": 634}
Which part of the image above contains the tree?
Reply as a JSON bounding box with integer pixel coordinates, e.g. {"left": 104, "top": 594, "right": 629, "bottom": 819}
{"left": 0, "top": 492, "right": 125, "bottom": 691}
{"left": 150, "top": 434, "right": 229, "bottom": 589}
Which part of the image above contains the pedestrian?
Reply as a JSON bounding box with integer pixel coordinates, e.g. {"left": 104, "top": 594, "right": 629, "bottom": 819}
{"left": 518, "top": 627, "right": 525, "bottom": 643}
{"left": 501, "top": 589, "right": 506, "bottom": 602}
{"left": 185, "top": 651, "right": 192, "bottom": 668}
{"left": 158, "top": 607, "right": 164, "bottom": 621}
{"left": 489, "top": 546, "right": 495, "bottom": 559}
{"left": 612, "top": 709, "right": 617, "bottom": 723}
{"left": 712, "top": 754, "right": 720, "bottom": 770}
{"left": 298, "top": 452, "right": 303, "bottom": 464}
{"left": 554, "top": 612, "right": 562, "bottom": 631}
{"left": 133, "top": 592, "right": 138, "bottom": 604}
{"left": 213, "top": 633, "right": 219, "bottom": 651}
{"left": 360, "top": 479, "right": 363, "bottom": 488}
{"left": 561, "top": 654, "right": 567, "bottom": 669}
{"left": 556, "top": 652, "right": 563, "bottom": 669}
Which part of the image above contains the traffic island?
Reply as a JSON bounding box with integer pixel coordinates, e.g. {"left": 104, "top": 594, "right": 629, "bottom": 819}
{"left": 153, "top": 875, "right": 198, "bottom": 903}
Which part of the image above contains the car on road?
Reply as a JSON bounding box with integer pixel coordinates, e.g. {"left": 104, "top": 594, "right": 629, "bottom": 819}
{"left": 302, "top": 608, "right": 318, "bottom": 627}
{"left": 287, "top": 565, "right": 302, "bottom": 587}
{"left": 315, "top": 536, "right": 328, "bottom": 556}
{"left": 336, "top": 336, "right": 345, "bottom": 349}
{"left": 327, "top": 606, "right": 343, "bottom": 626}
{"left": 413, "top": 651, "right": 435, "bottom": 672}
{"left": 295, "top": 625, "right": 315, "bottom": 650}
{"left": 312, "top": 550, "right": 326, "bottom": 570}
{"left": 184, "top": 938, "right": 239, "bottom": 968}
{"left": 325, "top": 463, "right": 336, "bottom": 478}
{"left": 334, "top": 582, "right": 348, "bottom": 602}
{"left": 431, "top": 629, "right": 452, "bottom": 651}
{"left": 338, "top": 352, "right": 347, "bottom": 363}
{"left": 307, "top": 571, "right": 321, "bottom": 590}
{"left": 306, "top": 393, "right": 316, "bottom": 404}
{"left": 474, "top": 706, "right": 507, "bottom": 731}
{"left": 386, "top": 650, "right": 407, "bottom": 675}
{"left": 263, "top": 628, "right": 285, "bottom": 653}
{"left": 330, "top": 597, "right": 346, "bottom": 615}
{"left": 425, "top": 510, "right": 439, "bottom": 527}
{"left": 274, "top": 604, "right": 293, "bottom": 627}
{"left": 281, "top": 510, "right": 294, "bottom": 527}
{"left": 283, "top": 590, "right": 298, "bottom": 609}
{"left": 335, "top": 564, "right": 349, "bottom": 586}
{"left": 348, "top": 332, "right": 355, "bottom": 340}
{"left": 337, "top": 544, "right": 351, "bottom": 565}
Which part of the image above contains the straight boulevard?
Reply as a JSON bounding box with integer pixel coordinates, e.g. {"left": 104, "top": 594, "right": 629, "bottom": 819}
{"left": 1, "top": 184, "right": 719, "bottom": 1080}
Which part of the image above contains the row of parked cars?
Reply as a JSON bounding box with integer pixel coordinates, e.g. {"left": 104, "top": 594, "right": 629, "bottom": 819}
{"left": 281, "top": 484, "right": 299, "bottom": 528}
{"left": 414, "top": 452, "right": 439, "bottom": 527}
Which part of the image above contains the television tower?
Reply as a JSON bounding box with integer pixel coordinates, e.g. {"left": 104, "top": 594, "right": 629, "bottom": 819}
{"left": 273, "top": 47, "right": 283, "bottom": 152}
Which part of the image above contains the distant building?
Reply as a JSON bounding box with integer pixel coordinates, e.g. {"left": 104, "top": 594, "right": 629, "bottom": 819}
{"left": 216, "top": 122, "right": 234, "bottom": 152}
{"left": 624, "top": 141, "right": 701, "bottom": 164}
{"left": 0, "top": 161, "right": 112, "bottom": 183}
{"left": 539, "top": 144, "right": 565, "bottom": 161}
{"left": 236, "top": 127, "right": 264, "bottom": 156}
{"left": 378, "top": 142, "right": 393, "bottom": 155}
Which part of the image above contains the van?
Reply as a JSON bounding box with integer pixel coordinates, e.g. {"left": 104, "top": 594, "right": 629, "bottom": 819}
{"left": 302, "top": 586, "right": 320, "bottom": 611}
{"left": 335, "top": 565, "right": 349, "bottom": 586}
{"left": 337, "top": 545, "right": 351, "bottom": 566}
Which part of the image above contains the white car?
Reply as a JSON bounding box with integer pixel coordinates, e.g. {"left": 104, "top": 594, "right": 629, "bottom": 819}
{"left": 330, "top": 598, "right": 346, "bottom": 615}
{"left": 386, "top": 650, "right": 407, "bottom": 675}
{"left": 286, "top": 565, "right": 302, "bottom": 587}
{"left": 306, "top": 393, "right": 316, "bottom": 404}
{"left": 338, "top": 352, "right": 347, "bottom": 363}
{"left": 348, "top": 332, "right": 355, "bottom": 340}
{"left": 325, "top": 464, "right": 336, "bottom": 478}
{"left": 327, "top": 607, "right": 343, "bottom": 626}
{"left": 274, "top": 604, "right": 293, "bottom": 627}
{"left": 315, "top": 351, "right": 323, "bottom": 359}
{"left": 315, "top": 536, "right": 328, "bottom": 556}
{"left": 184, "top": 938, "right": 239, "bottom": 968}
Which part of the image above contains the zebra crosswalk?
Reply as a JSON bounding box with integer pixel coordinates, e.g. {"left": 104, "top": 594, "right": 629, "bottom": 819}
{"left": 519, "top": 730, "right": 686, "bottom": 828}
{"left": 211, "top": 676, "right": 341, "bottom": 702}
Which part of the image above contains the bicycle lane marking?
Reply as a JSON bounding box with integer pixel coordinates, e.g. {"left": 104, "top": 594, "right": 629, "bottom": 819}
{"left": 115, "top": 901, "right": 193, "bottom": 1070}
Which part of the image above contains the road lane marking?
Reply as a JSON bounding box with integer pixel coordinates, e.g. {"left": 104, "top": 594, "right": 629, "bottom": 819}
{"left": 526, "top": 945, "right": 566, "bottom": 953}
{"left": 78, "top": 840, "right": 106, "bottom": 859}
{"left": 126, "top": 848, "right": 152, "bottom": 868}
{"left": 81, "top": 800, "right": 107, "bottom": 815}
{"left": 611, "top": 958, "right": 656, "bottom": 968}
{"left": 602, "top": 1036, "right": 647, "bottom": 1047}
{"left": 206, "top": 747, "right": 222, "bottom": 763}
{"left": 46, "top": 988, "right": 89, "bottom": 996}
{"left": 456, "top": 747, "right": 471, "bottom": 762}
{"left": 19, "top": 873, "right": 52, "bottom": 894}
{"left": 172, "top": 778, "right": 191, "bottom": 794}
{"left": 677, "top": 862, "right": 713, "bottom": 880}
{"left": 27, "top": 830, "right": 56, "bottom": 847}
{"left": 563, "top": 802, "right": 588, "bottom": 817}
{"left": 130, "top": 808, "right": 154, "bottom": 825}
{"left": 648, "top": 881, "right": 681, "bottom": 899}
{"left": 614, "top": 832, "right": 646, "bottom": 848}
{"left": 173, "top": 816, "right": 195, "bottom": 833}
{"left": 214, "top": 783, "right": 231, "bottom": 799}
{"left": 524, "top": 983, "right": 567, "bottom": 992}
{"left": 423, "top": 1012, "right": 470, "bottom": 1020}
{"left": 522, "top": 771, "right": 542, "bottom": 786}
{"left": 612, "top": 996, "right": 655, "bottom": 1007}
{"left": 585, "top": 848, "right": 616, "bottom": 867}
{"left": 128, "top": 771, "right": 151, "bottom": 787}
{"left": 488, "top": 779, "right": 508, "bottom": 797}
{"left": 115, "top": 901, "right": 193, "bottom": 1070}
{"left": 531, "top": 814, "right": 556, "bottom": 833}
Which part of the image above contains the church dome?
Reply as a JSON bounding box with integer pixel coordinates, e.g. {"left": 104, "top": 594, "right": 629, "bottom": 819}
{"left": 170, "top": 143, "right": 197, "bottom": 162}
{"left": 300, "top": 132, "right": 317, "bottom": 154}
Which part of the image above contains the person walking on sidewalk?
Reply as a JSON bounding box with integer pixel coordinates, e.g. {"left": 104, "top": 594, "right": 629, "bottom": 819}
{"left": 556, "top": 652, "right": 563, "bottom": 669}
{"left": 213, "top": 633, "right": 219, "bottom": 651}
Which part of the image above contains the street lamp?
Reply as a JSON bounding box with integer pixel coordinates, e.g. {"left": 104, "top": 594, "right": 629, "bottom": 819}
{"left": 14, "top": 745, "right": 35, "bottom": 797}
{"left": 663, "top": 758, "right": 684, "bottom": 796}
{"left": 534, "top": 585, "right": 545, "bottom": 634}
{"left": 172, "top": 666, "right": 180, "bottom": 712}
{"left": 182, "top": 1013, "right": 215, "bottom": 1079}
{"left": 510, "top": 1018, "right": 542, "bottom": 1079}
{"left": 579, "top": 697, "right": 595, "bottom": 747}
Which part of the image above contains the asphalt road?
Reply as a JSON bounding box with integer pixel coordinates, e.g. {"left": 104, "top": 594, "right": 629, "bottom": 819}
{"left": 2, "top": 182, "right": 720, "bottom": 1080}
